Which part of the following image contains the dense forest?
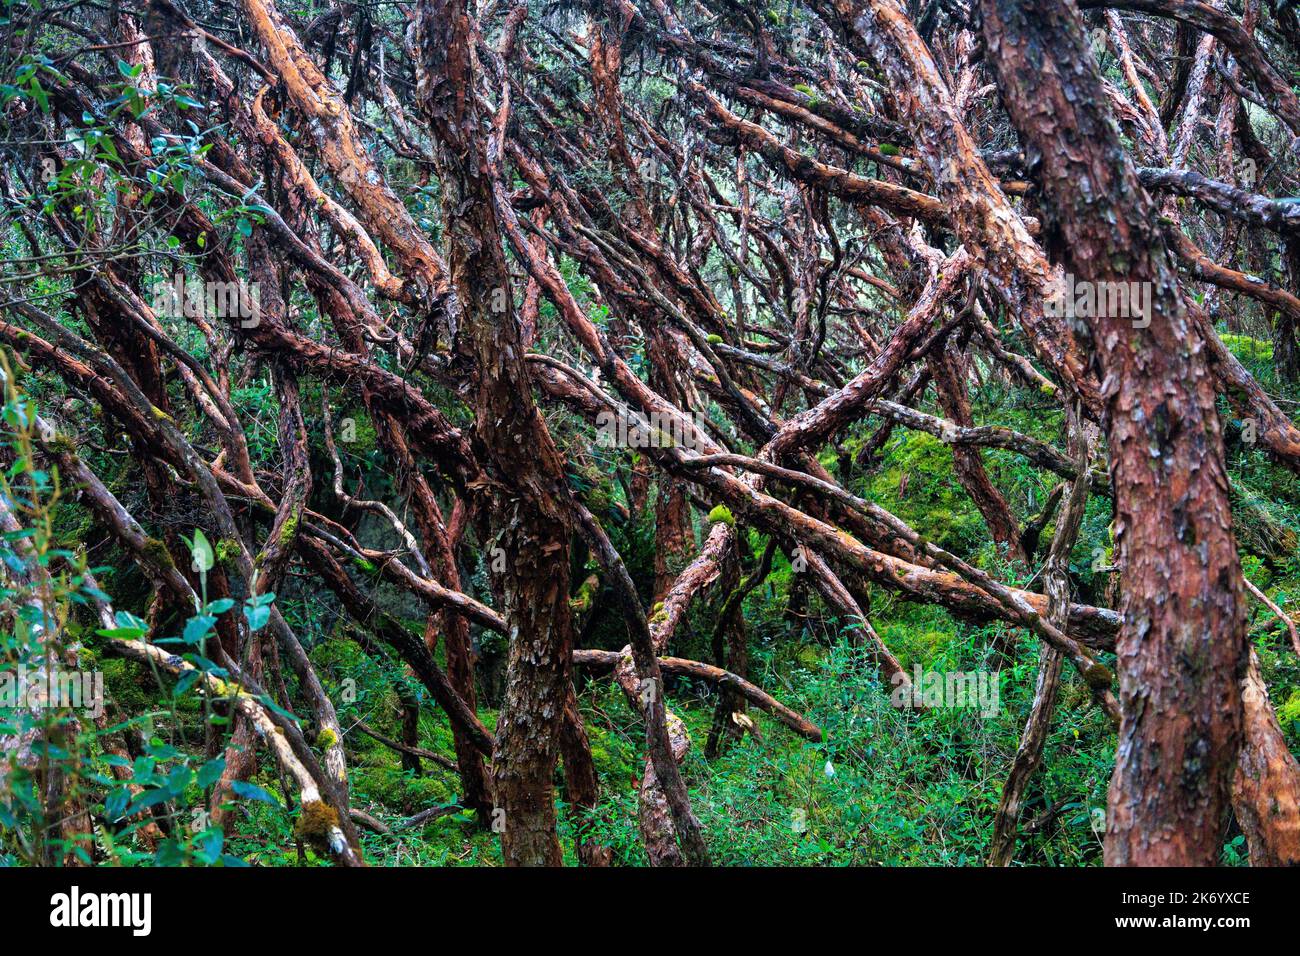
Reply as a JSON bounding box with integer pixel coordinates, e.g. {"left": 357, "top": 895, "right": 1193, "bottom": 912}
{"left": 0, "top": 0, "right": 1298, "bottom": 871}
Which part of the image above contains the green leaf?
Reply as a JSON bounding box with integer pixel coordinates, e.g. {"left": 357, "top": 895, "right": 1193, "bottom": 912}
{"left": 257, "top": 693, "right": 301, "bottom": 725}
{"left": 243, "top": 605, "right": 270, "bottom": 631}
{"left": 103, "top": 787, "right": 130, "bottom": 821}
{"left": 197, "top": 757, "right": 225, "bottom": 789}
{"left": 230, "top": 781, "right": 279, "bottom": 806}
{"left": 188, "top": 528, "right": 214, "bottom": 573}
{"left": 126, "top": 788, "right": 174, "bottom": 816}
{"left": 173, "top": 669, "right": 201, "bottom": 697}
{"left": 182, "top": 614, "right": 217, "bottom": 645}
{"left": 165, "top": 764, "right": 193, "bottom": 795}
{"left": 193, "top": 828, "right": 224, "bottom": 865}
{"left": 243, "top": 592, "right": 275, "bottom": 632}
{"left": 96, "top": 625, "right": 148, "bottom": 640}
{"left": 154, "top": 838, "right": 185, "bottom": 866}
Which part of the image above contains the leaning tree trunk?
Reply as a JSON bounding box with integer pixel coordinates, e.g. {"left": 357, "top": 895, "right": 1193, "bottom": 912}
{"left": 415, "top": 0, "right": 581, "bottom": 866}
{"left": 979, "top": 0, "right": 1247, "bottom": 865}
{"left": 928, "top": 337, "right": 1028, "bottom": 564}
{"left": 1232, "top": 650, "right": 1300, "bottom": 864}
{"left": 1278, "top": 240, "right": 1300, "bottom": 384}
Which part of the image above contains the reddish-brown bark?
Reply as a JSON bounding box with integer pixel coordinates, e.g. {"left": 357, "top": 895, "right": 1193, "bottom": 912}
{"left": 415, "top": 0, "right": 580, "bottom": 865}
{"left": 981, "top": 0, "right": 1247, "bottom": 865}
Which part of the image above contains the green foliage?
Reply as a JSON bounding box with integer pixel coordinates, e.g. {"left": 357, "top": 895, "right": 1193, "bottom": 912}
{"left": 0, "top": 366, "right": 277, "bottom": 867}
{"left": 576, "top": 632, "right": 1116, "bottom": 865}
{"left": 863, "top": 432, "right": 985, "bottom": 556}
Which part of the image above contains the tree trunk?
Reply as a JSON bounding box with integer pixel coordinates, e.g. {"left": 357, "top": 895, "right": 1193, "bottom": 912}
{"left": 415, "top": 0, "right": 579, "bottom": 866}
{"left": 979, "top": 0, "right": 1248, "bottom": 865}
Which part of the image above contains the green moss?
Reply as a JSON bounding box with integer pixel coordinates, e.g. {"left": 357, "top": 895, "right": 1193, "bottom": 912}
{"left": 216, "top": 539, "right": 240, "bottom": 564}
{"left": 141, "top": 536, "right": 175, "bottom": 570}
{"left": 1278, "top": 691, "right": 1300, "bottom": 728}
{"left": 707, "top": 505, "right": 735, "bottom": 527}
{"left": 569, "top": 575, "right": 599, "bottom": 614}
{"left": 101, "top": 659, "right": 153, "bottom": 714}
{"left": 865, "top": 432, "right": 983, "bottom": 555}
{"left": 795, "top": 644, "right": 826, "bottom": 669}
{"left": 1084, "top": 663, "right": 1114, "bottom": 689}
{"left": 46, "top": 433, "right": 76, "bottom": 453}
{"left": 353, "top": 765, "right": 454, "bottom": 814}
{"left": 279, "top": 509, "right": 301, "bottom": 546}
{"left": 293, "top": 799, "right": 341, "bottom": 855}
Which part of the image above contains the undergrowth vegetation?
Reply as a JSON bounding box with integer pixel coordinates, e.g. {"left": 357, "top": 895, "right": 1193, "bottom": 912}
{"left": 6, "top": 331, "right": 1291, "bottom": 866}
